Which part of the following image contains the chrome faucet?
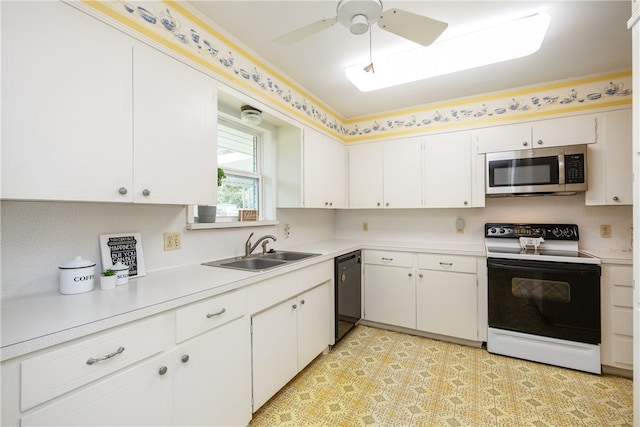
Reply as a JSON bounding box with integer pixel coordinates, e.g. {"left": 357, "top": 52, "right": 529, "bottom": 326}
{"left": 245, "top": 232, "right": 277, "bottom": 257}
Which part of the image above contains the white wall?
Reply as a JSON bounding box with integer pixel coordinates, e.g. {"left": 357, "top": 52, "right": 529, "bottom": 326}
{"left": 1, "top": 196, "right": 631, "bottom": 299}
{"left": 0, "top": 201, "right": 335, "bottom": 299}
{"left": 336, "top": 193, "right": 633, "bottom": 251}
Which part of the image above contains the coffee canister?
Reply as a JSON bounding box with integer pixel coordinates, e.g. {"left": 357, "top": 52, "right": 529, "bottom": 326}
{"left": 59, "top": 256, "right": 96, "bottom": 295}
{"left": 112, "top": 261, "right": 129, "bottom": 286}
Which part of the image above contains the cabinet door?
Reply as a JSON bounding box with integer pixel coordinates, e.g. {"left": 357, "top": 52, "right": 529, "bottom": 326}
{"left": 349, "top": 143, "right": 384, "bottom": 208}
{"left": 173, "top": 317, "right": 251, "bottom": 426}
{"left": 251, "top": 298, "right": 298, "bottom": 411}
{"left": 586, "top": 110, "right": 632, "bottom": 205}
{"left": 416, "top": 270, "right": 477, "bottom": 341}
{"left": 383, "top": 138, "right": 423, "bottom": 208}
{"left": 363, "top": 265, "right": 416, "bottom": 329}
{"left": 1, "top": 1, "right": 133, "bottom": 202}
{"left": 297, "top": 283, "right": 331, "bottom": 369}
{"left": 424, "top": 133, "right": 473, "bottom": 208}
{"left": 476, "top": 123, "right": 531, "bottom": 153}
{"left": 21, "top": 353, "right": 172, "bottom": 426}
{"left": 304, "top": 129, "right": 346, "bottom": 208}
{"left": 533, "top": 115, "right": 596, "bottom": 148}
{"left": 133, "top": 44, "right": 217, "bottom": 205}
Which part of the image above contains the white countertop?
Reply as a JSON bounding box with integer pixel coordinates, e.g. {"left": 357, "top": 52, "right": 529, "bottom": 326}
{"left": 581, "top": 248, "right": 633, "bottom": 265}
{"left": 1, "top": 239, "right": 483, "bottom": 361}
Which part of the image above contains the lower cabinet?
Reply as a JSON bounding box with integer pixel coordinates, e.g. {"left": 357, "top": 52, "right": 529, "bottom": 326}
{"left": 416, "top": 254, "right": 478, "bottom": 341}
{"left": 251, "top": 282, "right": 330, "bottom": 411}
{"left": 363, "top": 250, "right": 484, "bottom": 343}
{"left": 600, "top": 263, "right": 634, "bottom": 371}
{"left": 4, "top": 290, "right": 252, "bottom": 427}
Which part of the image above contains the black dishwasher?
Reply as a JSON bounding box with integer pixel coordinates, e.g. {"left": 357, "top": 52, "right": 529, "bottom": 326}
{"left": 335, "top": 250, "right": 361, "bottom": 343}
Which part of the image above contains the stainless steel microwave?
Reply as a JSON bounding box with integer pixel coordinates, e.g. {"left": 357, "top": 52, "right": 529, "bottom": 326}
{"left": 486, "top": 145, "right": 588, "bottom": 196}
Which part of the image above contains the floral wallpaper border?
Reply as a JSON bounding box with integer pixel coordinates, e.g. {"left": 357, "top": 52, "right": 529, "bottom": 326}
{"left": 86, "top": 1, "right": 631, "bottom": 143}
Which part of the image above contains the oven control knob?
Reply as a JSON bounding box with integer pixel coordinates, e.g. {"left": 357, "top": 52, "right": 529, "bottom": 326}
{"left": 552, "top": 227, "right": 562, "bottom": 237}
{"left": 533, "top": 228, "right": 545, "bottom": 236}
{"left": 563, "top": 228, "right": 574, "bottom": 237}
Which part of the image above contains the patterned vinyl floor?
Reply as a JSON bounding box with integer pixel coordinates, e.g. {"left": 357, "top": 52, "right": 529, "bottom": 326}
{"left": 250, "top": 325, "right": 633, "bottom": 426}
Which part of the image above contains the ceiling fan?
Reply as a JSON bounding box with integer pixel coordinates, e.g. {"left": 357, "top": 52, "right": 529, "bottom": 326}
{"left": 274, "top": 0, "right": 448, "bottom": 46}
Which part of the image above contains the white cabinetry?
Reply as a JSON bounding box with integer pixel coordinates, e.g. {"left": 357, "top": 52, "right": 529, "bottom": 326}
{"left": 1, "top": 1, "right": 217, "bottom": 205}
{"left": 383, "top": 138, "right": 424, "bottom": 208}
{"left": 276, "top": 127, "right": 346, "bottom": 208}
{"left": 3, "top": 290, "right": 251, "bottom": 427}
{"left": 2, "top": 1, "right": 133, "bottom": 202}
{"left": 585, "top": 109, "right": 633, "bottom": 206}
{"left": 600, "top": 264, "right": 634, "bottom": 371}
{"left": 424, "top": 131, "right": 485, "bottom": 208}
{"left": 303, "top": 128, "right": 346, "bottom": 208}
{"left": 132, "top": 44, "right": 217, "bottom": 205}
{"left": 416, "top": 254, "right": 478, "bottom": 341}
{"left": 362, "top": 250, "right": 486, "bottom": 342}
{"left": 252, "top": 282, "right": 330, "bottom": 410}
{"left": 363, "top": 251, "right": 416, "bottom": 329}
{"left": 348, "top": 143, "right": 384, "bottom": 208}
{"left": 476, "top": 115, "right": 597, "bottom": 153}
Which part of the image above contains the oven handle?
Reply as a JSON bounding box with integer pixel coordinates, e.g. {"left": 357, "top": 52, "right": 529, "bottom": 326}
{"left": 488, "top": 258, "right": 601, "bottom": 273}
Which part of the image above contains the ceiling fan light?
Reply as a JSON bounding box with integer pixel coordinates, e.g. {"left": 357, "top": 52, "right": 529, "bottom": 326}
{"left": 240, "top": 105, "right": 263, "bottom": 125}
{"left": 350, "top": 14, "right": 369, "bottom": 35}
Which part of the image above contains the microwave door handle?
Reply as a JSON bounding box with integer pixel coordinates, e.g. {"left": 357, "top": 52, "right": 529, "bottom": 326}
{"left": 558, "top": 154, "right": 565, "bottom": 185}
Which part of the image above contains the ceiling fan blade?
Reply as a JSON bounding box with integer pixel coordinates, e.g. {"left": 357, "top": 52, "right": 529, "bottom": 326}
{"left": 378, "top": 8, "right": 448, "bottom": 46}
{"left": 273, "top": 17, "right": 338, "bottom": 45}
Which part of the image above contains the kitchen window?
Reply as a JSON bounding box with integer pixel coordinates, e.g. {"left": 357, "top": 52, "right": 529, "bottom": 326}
{"left": 214, "top": 120, "right": 263, "bottom": 220}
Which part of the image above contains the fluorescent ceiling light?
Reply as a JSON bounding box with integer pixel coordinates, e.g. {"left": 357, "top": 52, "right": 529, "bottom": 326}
{"left": 345, "top": 13, "right": 551, "bottom": 92}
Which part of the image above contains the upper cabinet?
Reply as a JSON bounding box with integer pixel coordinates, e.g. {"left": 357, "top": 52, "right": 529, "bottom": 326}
{"left": 1, "top": 2, "right": 217, "bottom": 205}
{"left": 476, "top": 115, "right": 597, "bottom": 153}
{"left": 276, "top": 126, "right": 346, "bottom": 208}
{"left": 424, "top": 131, "right": 484, "bottom": 208}
{"left": 2, "top": 1, "right": 133, "bottom": 202}
{"left": 348, "top": 143, "right": 384, "bottom": 208}
{"left": 348, "top": 133, "right": 484, "bottom": 209}
{"left": 585, "top": 109, "right": 632, "bottom": 206}
{"left": 132, "top": 44, "right": 217, "bottom": 205}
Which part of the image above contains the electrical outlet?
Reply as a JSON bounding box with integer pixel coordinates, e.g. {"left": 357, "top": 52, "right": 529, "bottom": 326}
{"left": 163, "top": 231, "right": 182, "bottom": 251}
{"left": 600, "top": 225, "right": 612, "bottom": 239}
{"left": 456, "top": 218, "right": 465, "bottom": 234}
{"left": 283, "top": 224, "right": 290, "bottom": 239}
{"left": 362, "top": 221, "right": 369, "bottom": 232}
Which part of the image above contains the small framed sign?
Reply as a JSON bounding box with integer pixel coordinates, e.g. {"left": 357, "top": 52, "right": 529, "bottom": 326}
{"left": 238, "top": 209, "right": 258, "bottom": 222}
{"left": 100, "top": 232, "right": 146, "bottom": 278}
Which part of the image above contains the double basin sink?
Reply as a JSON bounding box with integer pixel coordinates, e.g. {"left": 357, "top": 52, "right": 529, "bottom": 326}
{"left": 202, "top": 250, "right": 321, "bottom": 272}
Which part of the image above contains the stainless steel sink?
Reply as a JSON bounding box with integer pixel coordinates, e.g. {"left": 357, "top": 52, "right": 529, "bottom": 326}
{"left": 202, "top": 251, "right": 320, "bottom": 272}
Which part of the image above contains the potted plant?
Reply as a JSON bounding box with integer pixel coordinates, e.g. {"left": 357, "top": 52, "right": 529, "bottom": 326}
{"left": 198, "top": 168, "right": 226, "bottom": 223}
{"left": 99, "top": 268, "right": 117, "bottom": 290}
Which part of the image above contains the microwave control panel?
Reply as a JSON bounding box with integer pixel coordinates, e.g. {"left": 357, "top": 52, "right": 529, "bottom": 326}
{"left": 564, "top": 153, "right": 585, "bottom": 184}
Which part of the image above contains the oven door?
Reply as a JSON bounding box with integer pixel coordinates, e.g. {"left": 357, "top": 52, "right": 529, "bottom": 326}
{"left": 488, "top": 258, "right": 601, "bottom": 344}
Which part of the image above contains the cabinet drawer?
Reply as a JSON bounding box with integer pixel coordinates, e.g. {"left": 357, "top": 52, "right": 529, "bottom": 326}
{"left": 21, "top": 315, "right": 166, "bottom": 412}
{"left": 176, "top": 289, "right": 246, "bottom": 343}
{"left": 418, "top": 254, "right": 476, "bottom": 273}
{"left": 364, "top": 250, "right": 413, "bottom": 267}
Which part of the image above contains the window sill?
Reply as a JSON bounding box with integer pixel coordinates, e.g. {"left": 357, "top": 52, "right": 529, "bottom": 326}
{"left": 187, "top": 220, "right": 279, "bottom": 230}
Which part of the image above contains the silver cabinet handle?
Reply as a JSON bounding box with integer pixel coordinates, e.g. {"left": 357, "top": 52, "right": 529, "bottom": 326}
{"left": 118, "top": 187, "right": 128, "bottom": 195}
{"left": 300, "top": 299, "right": 305, "bottom": 305}
{"left": 181, "top": 354, "right": 190, "bottom": 363}
{"left": 522, "top": 141, "right": 528, "bottom": 146}
{"left": 376, "top": 202, "right": 381, "bottom": 207}
{"left": 439, "top": 262, "right": 453, "bottom": 266}
{"left": 381, "top": 257, "right": 393, "bottom": 262}
{"left": 142, "top": 189, "right": 151, "bottom": 197}
{"left": 206, "top": 308, "right": 226, "bottom": 318}
{"left": 292, "top": 304, "right": 298, "bottom": 309}
{"left": 537, "top": 139, "right": 543, "bottom": 145}
{"left": 463, "top": 201, "right": 468, "bottom": 206}
{"left": 408, "top": 273, "right": 413, "bottom": 278}
{"left": 419, "top": 273, "right": 423, "bottom": 278}
{"left": 613, "top": 196, "right": 619, "bottom": 201}
{"left": 385, "top": 202, "right": 389, "bottom": 207}
{"left": 86, "top": 346, "right": 125, "bottom": 365}
{"left": 159, "top": 366, "right": 168, "bottom": 375}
